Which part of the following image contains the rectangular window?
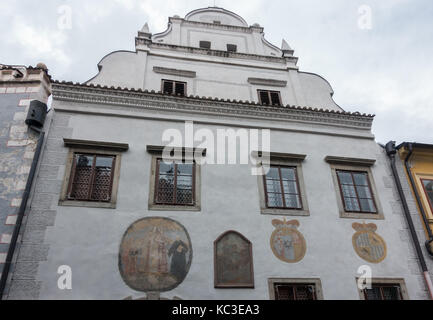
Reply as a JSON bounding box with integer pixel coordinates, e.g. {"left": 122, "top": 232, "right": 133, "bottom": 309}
{"left": 421, "top": 179, "right": 433, "bottom": 212}
{"left": 336, "top": 170, "right": 377, "bottom": 213}
{"left": 263, "top": 166, "right": 302, "bottom": 209}
{"left": 227, "top": 44, "right": 237, "bottom": 52}
{"left": 162, "top": 80, "right": 186, "bottom": 96}
{"left": 155, "top": 159, "right": 195, "bottom": 206}
{"left": 67, "top": 153, "right": 115, "bottom": 202}
{"left": 199, "top": 41, "right": 211, "bottom": 49}
{"left": 258, "top": 90, "right": 282, "bottom": 106}
{"left": 363, "top": 284, "right": 403, "bottom": 300}
{"left": 274, "top": 283, "right": 317, "bottom": 300}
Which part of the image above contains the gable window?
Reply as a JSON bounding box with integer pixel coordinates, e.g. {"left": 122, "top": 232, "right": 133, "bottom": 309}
{"left": 147, "top": 146, "right": 203, "bottom": 211}
{"left": 268, "top": 278, "right": 324, "bottom": 300}
{"left": 326, "top": 157, "right": 384, "bottom": 220}
{"left": 155, "top": 159, "right": 195, "bottom": 206}
{"left": 199, "top": 41, "right": 211, "bottom": 49}
{"left": 227, "top": 44, "right": 237, "bottom": 53}
{"left": 358, "top": 279, "right": 408, "bottom": 300}
{"left": 162, "top": 80, "right": 186, "bottom": 96}
{"left": 264, "top": 166, "right": 302, "bottom": 209}
{"left": 421, "top": 179, "right": 433, "bottom": 212}
{"left": 59, "top": 139, "right": 128, "bottom": 209}
{"left": 336, "top": 170, "right": 377, "bottom": 213}
{"left": 257, "top": 90, "right": 282, "bottom": 106}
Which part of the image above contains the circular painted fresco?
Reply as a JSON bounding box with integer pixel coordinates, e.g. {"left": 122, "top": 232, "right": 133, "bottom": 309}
{"left": 270, "top": 219, "right": 306, "bottom": 263}
{"left": 119, "top": 217, "right": 192, "bottom": 292}
{"left": 352, "top": 230, "right": 387, "bottom": 263}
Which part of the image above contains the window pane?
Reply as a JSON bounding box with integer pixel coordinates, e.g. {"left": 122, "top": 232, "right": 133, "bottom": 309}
{"left": 294, "top": 285, "right": 316, "bottom": 300}
{"left": 280, "top": 167, "right": 296, "bottom": 181}
{"left": 382, "top": 286, "right": 401, "bottom": 300}
{"left": 175, "top": 82, "right": 185, "bottom": 96}
{"left": 341, "top": 184, "right": 357, "bottom": 198}
{"left": 267, "top": 193, "right": 284, "bottom": 207}
{"left": 284, "top": 194, "right": 301, "bottom": 209}
{"left": 163, "top": 81, "right": 173, "bottom": 94}
{"left": 70, "top": 155, "right": 94, "bottom": 200}
{"left": 266, "top": 179, "right": 282, "bottom": 193}
{"left": 282, "top": 180, "right": 298, "bottom": 194}
{"left": 364, "top": 287, "right": 382, "bottom": 300}
{"left": 275, "top": 285, "right": 295, "bottom": 300}
{"left": 95, "top": 156, "right": 113, "bottom": 168}
{"left": 343, "top": 197, "right": 360, "bottom": 212}
{"left": 422, "top": 179, "right": 433, "bottom": 206}
{"left": 91, "top": 156, "right": 114, "bottom": 201}
{"left": 159, "top": 161, "right": 175, "bottom": 174}
{"left": 156, "top": 173, "right": 175, "bottom": 203}
{"left": 356, "top": 185, "right": 372, "bottom": 199}
{"left": 270, "top": 92, "right": 281, "bottom": 106}
{"left": 259, "top": 91, "right": 270, "bottom": 105}
{"left": 266, "top": 167, "right": 280, "bottom": 179}
{"left": 359, "top": 198, "right": 376, "bottom": 213}
{"left": 176, "top": 188, "right": 193, "bottom": 204}
{"left": 176, "top": 175, "right": 192, "bottom": 189}
{"left": 353, "top": 173, "right": 368, "bottom": 186}
{"left": 177, "top": 163, "right": 193, "bottom": 175}
{"left": 337, "top": 171, "right": 353, "bottom": 185}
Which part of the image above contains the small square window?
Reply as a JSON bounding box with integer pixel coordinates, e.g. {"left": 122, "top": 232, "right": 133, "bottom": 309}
{"left": 162, "top": 79, "right": 186, "bottom": 96}
{"left": 258, "top": 90, "right": 282, "bottom": 106}
{"left": 268, "top": 278, "right": 324, "bottom": 300}
{"left": 227, "top": 44, "right": 237, "bottom": 52}
{"left": 358, "top": 278, "right": 409, "bottom": 300}
{"left": 199, "top": 41, "right": 211, "bottom": 49}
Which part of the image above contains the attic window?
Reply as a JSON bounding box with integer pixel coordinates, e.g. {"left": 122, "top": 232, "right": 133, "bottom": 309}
{"left": 227, "top": 44, "right": 237, "bottom": 53}
{"left": 162, "top": 80, "right": 186, "bottom": 96}
{"left": 199, "top": 41, "right": 211, "bottom": 49}
{"left": 258, "top": 90, "right": 282, "bottom": 106}
{"left": 213, "top": 20, "right": 221, "bottom": 25}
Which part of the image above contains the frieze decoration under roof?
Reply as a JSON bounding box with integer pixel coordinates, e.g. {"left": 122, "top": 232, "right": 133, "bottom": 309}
{"left": 51, "top": 81, "right": 374, "bottom": 130}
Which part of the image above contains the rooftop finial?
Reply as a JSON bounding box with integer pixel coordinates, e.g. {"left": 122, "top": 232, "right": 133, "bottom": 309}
{"left": 141, "top": 22, "right": 150, "bottom": 34}
{"left": 281, "top": 39, "right": 294, "bottom": 57}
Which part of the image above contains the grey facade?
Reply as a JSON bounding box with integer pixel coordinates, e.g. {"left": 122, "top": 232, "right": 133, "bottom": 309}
{"left": 3, "top": 7, "right": 432, "bottom": 300}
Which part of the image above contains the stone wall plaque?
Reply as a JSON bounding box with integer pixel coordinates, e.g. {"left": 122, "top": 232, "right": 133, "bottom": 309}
{"left": 352, "top": 222, "right": 387, "bottom": 263}
{"left": 270, "top": 219, "right": 306, "bottom": 263}
{"left": 119, "top": 217, "right": 192, "bottom": 292}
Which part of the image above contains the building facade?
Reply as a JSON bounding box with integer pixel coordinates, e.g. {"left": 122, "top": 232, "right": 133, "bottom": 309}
{"left": 3, "top": 7, "right": 432, "bottom": 300}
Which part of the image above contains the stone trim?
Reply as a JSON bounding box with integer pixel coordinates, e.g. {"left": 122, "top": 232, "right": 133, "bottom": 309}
{"left": 268, "top": 278, "right": 324, "bottom": 300}
{"left": 63, "top": 138, "right": 129, "bottom": 152}
{"left": 329, "top": 163, "right": 385, "bottom": 220}
{"left": 251, "top": 151, "right": 306, "bottom": 162}
{"left": 356, "top": 278, "right": 409, "bottom": 300}
{"left": 247, "top": 78, "right": 287, "bottom": 87}
{"left": 146, "top": 145, "right": 206, "bottom": 157}
{"left": 325, "top": 156, "right": 376, "bottom": 167}
{"left": 153, "top": 66, "right": 196, "bottom": 78}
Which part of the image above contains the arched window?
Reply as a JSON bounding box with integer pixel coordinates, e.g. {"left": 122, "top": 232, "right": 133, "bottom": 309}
{"left": 214, "top": 231, "right": 254, "bottom": 288}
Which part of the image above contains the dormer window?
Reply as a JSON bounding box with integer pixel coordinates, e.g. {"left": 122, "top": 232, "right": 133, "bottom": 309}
{"left": 199, "top": 41, "right": 211, "bottom": 49}
{"left": 162, "top": 80, "right": 186, "bottom": 96}
{"left": 213, "top": 20, "right": 221, "bottom": 25}
{"left": 227, "top": 44, "right": 237, "bottom": 53}
{"left": 258, "top": 90, "right": 282, "bottom": 106}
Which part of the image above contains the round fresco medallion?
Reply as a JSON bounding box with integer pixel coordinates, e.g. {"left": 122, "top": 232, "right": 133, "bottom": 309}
{"left": 119, "top": 217, "right": 192, "bottom": 292}
{"left": 352, "top": 222, "right": 387, "bottom": 263}
{"left": 270, "top": 219, "right": 306, "bottom": 263}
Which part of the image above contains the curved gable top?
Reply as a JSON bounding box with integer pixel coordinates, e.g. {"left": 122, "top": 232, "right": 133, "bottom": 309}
{"left": 185, "top": 7, "right": 248, "bottom": 27}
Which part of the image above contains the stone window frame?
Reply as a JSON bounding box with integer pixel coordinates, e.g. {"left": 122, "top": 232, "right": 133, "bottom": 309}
{"left": 326, "top": 156, "right": 384, "bottom": 220}
{"left": 356, "top": 278, "right": 409, "bottom": 300}
{"left": 59, "top": 139, "right": 128, "bottom": 209}
{"left": 257, "top": 89, "right": 282, "bottom": 106}
{"left": 268, "top": 278, "right": 324, "bottom": 300}
{"left": 254, "top": 151, "right": 309, "bottom": 216}
{"left": 147, "top": 145, "right": 203, "bottom": 212}
{"left": 161, "top": 79, "right": 187, "bottom": 96}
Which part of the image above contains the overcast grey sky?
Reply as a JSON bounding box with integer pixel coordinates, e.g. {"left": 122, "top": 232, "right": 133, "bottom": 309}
{"left": 1, "top": 0, "right": 432, "bottom": 145}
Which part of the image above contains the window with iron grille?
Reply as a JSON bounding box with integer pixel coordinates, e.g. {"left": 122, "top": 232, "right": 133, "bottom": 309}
{"left": 67, "top": 153, "right": 115, "bottom": 202}
{"left": 257, "top": 90, "right": 282, "bottom": 106}
{"left": 227, "top": 44, "right": 237, "bottom": 52}
{"left": 274, "top": 283, "right": 317, "bottom": 300}
{"left": 199, "top": 41, "right": 211, "bottom": 49}
{"left": 336, "top": 170, "right": 377, "bottom": 213}
{"left": 363, "top": 284, "right": 403, "bottom": 300}
{"left": 162, "top": 80, "right": 186, "bottom": 96}
{"left": 155, "top": 159, "right": 195, "bottom": 206}
{"left": 264, "top": 166, "right": 302, "bottom": 209}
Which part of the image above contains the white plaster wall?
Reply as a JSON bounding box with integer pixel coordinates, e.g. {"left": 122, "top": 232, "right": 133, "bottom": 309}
{"left": 34, "top": 103, "right": 426, "bottom": 300}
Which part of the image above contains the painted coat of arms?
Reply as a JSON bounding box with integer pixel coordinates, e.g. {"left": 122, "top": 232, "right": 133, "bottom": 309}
{"left": 270, "top": 219, "right": 306, "bottom": 263}
{"left": 352, "top": 222, "right": 387, "bottom": 263}
{"left": 119, "top": 217, "right": 192, "bottom": 292}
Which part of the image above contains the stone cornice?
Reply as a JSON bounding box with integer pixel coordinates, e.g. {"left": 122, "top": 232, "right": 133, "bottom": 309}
{"left": 51, "top": 81, "right": 374, "bottom": 130}
{"left": 171, "top": 18, "right": 264, "bottom": 34}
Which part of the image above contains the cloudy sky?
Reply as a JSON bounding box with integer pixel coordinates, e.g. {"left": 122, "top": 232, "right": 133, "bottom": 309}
{"left": 1, "top": 0, "right": 432, "bottom": 145}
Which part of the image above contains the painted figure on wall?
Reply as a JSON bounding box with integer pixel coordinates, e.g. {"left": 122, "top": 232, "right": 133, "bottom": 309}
{"left": 352, "top": 222, "right": 387, "bottom": 263}
{"left": 119, "top": 217, "right": 192, "bottom": 292}
{"left": 270, "top": 219, "right": 306, "bottom": 263}
{"left": 214, "top": 231, "right": 254, "bottom": 288}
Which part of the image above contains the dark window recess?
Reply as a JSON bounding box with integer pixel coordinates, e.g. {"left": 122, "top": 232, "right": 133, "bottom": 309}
{"left": 68, "top": 154, "right": 115, "bottom": 202}
{"left": 162, "top": 80, "right": 186, "bottom": 96}
{"left": 264, "top": 166, "right": 302, "bottom": 209}
{"left": 258, "top": 90, "right": 282, "bottom": 106}
{"left": 155, "top": 159, "right": 195, "bottom": 206}
{"left": 363, "top": 284, "right": 403, "bottom": 300}
{"left": 213, "top": 20, "right": 221, "bottom": 25}
{"left": 274, "top": 284, "right": 317, "bottom": 300}
{"left": 336, "top": 170, "right": 377, "bottom": 213}
{"left": 199, "top": 41, "right": 211, "bottom": 49}
{"left": 227, "top": 44, "right": 237, "bottom": 52}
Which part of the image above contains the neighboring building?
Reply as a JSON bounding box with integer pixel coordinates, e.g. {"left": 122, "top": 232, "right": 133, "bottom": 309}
{"left": 0, "top": 64, "right": 51, "bottom": 290}
{"left": 3, "top": 7, "right": 432, "bottom": 300}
